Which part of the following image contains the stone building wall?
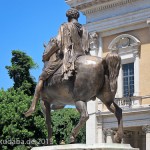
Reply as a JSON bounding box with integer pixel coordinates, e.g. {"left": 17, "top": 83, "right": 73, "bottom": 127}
{"left": 65, "top": 0, "right": 150, "bottom": 149}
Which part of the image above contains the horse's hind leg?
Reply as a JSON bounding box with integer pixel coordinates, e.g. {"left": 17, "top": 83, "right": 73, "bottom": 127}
{"left": 41, "top": 100, "right": 52, "bottom": 145}
{"left": 105, "top": 102, "right": 123, "bottom": 143}
{"left": 70, "top": 101, "right": 89, "bottom": 143}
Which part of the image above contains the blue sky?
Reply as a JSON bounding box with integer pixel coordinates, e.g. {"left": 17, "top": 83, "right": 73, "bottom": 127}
{"left": 0, "top": 0, "right": 86, "bottom": 90}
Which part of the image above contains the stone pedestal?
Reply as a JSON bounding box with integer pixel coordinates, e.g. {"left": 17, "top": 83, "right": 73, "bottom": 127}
{"left": 32, "top": 143, "right": 139, "bottom": 150}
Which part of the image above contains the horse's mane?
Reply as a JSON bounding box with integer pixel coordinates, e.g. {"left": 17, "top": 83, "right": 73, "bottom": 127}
{"left": 103, "top": 52, "right": 121, "bottom": 93}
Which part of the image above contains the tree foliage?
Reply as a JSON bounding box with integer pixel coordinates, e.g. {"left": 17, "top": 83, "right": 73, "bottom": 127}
{"left": 0, "top": 88, "right": 47, "bottom": 150}
{"left": 1, "top": 50, "right": 86, "bottom": 149}
{"left": 0, "top": 88, "right": 85, "bottom": 149}
{"left": 51, "top": 108, "right": 86, "bottom": 145}
{"left": 5, "top": 50, "right": 37, "bottom": 95}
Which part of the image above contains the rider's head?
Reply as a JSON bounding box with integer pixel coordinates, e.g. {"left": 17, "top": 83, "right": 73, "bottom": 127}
{"left": 66, "top": 8, "right": 80, "bottom": 22}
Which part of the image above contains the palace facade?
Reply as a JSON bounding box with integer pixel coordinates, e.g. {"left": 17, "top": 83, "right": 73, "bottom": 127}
{"left": 66, "top": 0, "right": 150, "bottom": 150}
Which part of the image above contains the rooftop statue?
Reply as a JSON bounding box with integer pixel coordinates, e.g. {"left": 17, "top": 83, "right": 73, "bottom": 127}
{"left": 24, "top": 8, "right": 123, "bottom": 145}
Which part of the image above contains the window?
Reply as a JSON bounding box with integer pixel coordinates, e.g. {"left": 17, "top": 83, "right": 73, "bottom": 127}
{"left": 108, "top": 34, "right": 140, "bottom": 98}
{"left": 122, "top": 63, "right": 134, "bottom": 97}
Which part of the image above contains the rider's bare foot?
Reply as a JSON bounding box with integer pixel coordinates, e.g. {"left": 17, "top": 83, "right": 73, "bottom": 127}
{"left": 24, "top": 107, "right": 35, "bottom": 117}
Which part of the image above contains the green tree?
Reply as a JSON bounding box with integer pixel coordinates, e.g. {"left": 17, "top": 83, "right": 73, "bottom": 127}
{"left": 0, "top": 88, "right": 47, "bottom": 150}
{"left": 5, "top": 50, "right": 38, "bottom": 95}
{"left": 0, "top": 88, "right": 86, "bottom": 149}
{"left": 51, "top": 108, "right": 86, "bottom": 144}
{"left": 1, "top": 50, "right": 86, "bottom": 150}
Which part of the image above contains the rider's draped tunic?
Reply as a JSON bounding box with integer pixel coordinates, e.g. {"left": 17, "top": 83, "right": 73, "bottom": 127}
{"left": 57, "top": 21, "right": 90, "bottom": 79}
{"left": 41, "top": 21, "right": 90, "bottom": 81}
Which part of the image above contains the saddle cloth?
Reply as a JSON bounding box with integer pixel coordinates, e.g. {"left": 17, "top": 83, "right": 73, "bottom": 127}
{"left": 44, "top": 64, "right": 76, "bottom": 87}
{"left": 44, "top": 64, "right": 63, "bottom": 87}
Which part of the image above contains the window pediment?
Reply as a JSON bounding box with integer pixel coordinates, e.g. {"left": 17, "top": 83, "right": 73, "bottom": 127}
{"left": 108, "top": 34, "right": 141, "bottom": 54}
{"left": 108, "top": 34, "right": 141, "bottom": 52}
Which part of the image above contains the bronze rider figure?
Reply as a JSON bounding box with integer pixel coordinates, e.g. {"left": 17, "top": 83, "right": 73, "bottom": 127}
{"left": 24, "top": 8, "right": 90, "bottom": 117}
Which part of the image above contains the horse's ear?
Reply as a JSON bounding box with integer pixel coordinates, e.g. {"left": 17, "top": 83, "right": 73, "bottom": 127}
{"left": 43, "top": 42, "right": 47, "bottom": 48}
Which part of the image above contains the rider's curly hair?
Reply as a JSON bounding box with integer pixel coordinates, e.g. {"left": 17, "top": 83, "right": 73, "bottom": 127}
{"left": 66, "top": 8, "right": 80, "bottom": 21}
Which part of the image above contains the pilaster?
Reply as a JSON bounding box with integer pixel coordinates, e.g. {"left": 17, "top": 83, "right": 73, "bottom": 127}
{"left": 142, "top": 125, "right": 150, "bottom": 150}
{"left": 86, "top": 100, "right": 98, "bottom": 144}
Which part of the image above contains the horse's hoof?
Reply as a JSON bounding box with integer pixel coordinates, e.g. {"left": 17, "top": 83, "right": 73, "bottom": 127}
{"left": 69, "top": 136, "right": 75, "bottom": 144}
{"left": 114, "top": 132, "right": 122, "bottom": 143}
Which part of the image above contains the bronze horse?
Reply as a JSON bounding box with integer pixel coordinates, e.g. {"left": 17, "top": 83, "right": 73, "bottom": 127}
{"left": 40, "top": 53, "right": 123, "bottom": 144}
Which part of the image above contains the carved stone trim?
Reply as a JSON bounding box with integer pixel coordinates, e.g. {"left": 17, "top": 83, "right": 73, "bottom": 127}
{"left": 89, "top": 32, "right": 99, "bottom": 51}
{"left": 66, "top": 0, "right": 115, "bottom": 9}
{"left": 85, "top": 7, "right": 150, "bottom": 36}
{"left": 83, "top": 0, "right": 140, "bottom": 15}
{"left": 108, "top": 34, "right": 140, "bottom": 51}
{"left": 66, "top": 0, "right": 141, "bottom": 14}
{"left": 103, "top": 128, "right": 114, "bottom": 136}
{"left": 142, "top": 125, "right": 150, "bottom": 134}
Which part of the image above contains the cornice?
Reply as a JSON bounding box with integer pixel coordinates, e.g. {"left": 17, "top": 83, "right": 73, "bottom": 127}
{"left": 83, "top": 0, "right": 140, "bottom": 15}
{"left": 65, "top": 0, "right": 112, "bottom": 7}
{"left": 85, "top": 8, "right": 150, "bottom": 36}
{"left": 65, "top": 0, "right": 141, "bottom": 14}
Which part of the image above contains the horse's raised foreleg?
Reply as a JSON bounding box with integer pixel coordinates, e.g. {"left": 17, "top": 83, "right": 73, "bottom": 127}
{"left": 105, "top": 102, "right": 123, "bottom": 143}
{"left": 41, "top": 100, "right": 52, "bottom": 145}
{"left": 98, "top": 75, "right": 123, "bottom": 143}
{"left": 70, "top": 101, "right": 89, "bottom": 143}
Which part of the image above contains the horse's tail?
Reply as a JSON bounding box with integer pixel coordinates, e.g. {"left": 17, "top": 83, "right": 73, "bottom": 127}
{"left": 103, "top": 52, "right": 121, "bottom": 93}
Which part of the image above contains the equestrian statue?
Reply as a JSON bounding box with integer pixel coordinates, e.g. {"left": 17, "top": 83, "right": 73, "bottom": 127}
{"left": 24, "top": 8, "right": 123, "bottom": 145}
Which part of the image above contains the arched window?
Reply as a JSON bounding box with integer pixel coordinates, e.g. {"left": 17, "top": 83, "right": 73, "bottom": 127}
{"left": 108, "top": 34, "right": 141, "bottom": 99}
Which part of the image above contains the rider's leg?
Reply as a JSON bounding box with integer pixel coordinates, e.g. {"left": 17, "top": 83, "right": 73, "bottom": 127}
{"left": 24, "top": 60, "right": 62, "bottom": 117}
{"left": 24, "top": 79, "right": 44, "bottom": 117}
{"left": 24, "top": 70, "right": 49, "bottom": 117}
